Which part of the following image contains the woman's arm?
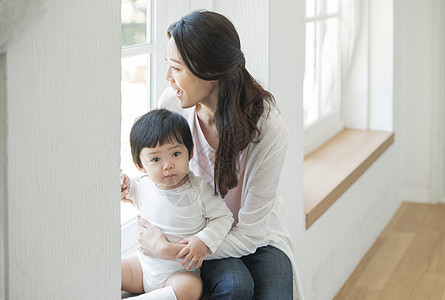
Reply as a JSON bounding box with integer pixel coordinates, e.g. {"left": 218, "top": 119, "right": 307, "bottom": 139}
{"left": 193, "top": 176, "right": 234, "bottom": 254}
{"left": 137, "top": 217, "right": 186, "bottom": 260}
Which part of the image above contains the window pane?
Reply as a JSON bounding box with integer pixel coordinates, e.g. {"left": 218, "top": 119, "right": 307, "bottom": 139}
{"left": 303, "top": 21, "right": 320, "bottom": 126}
{"left": 326, "top": 0, "right": 339, "bottom": 14}
{"left": 121, "top": 53, "right": 150, "bottom": 224}
{"left": 320, "top": 18, "right": 340, "bottom": 117}
{"left": 306, "top": 0, "right": 323, "bottom": 17}
{"left": 306, "top": 0, "right": 315, "bottom": 17}
{"left": 122, "top": 0, "right": 147, "bottom": 47}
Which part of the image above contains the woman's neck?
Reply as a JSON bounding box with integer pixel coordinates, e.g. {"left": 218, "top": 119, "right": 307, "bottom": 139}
{"left": 195, "top": 103, "right": 219, "bottom": 149}
{"left": 196, "top": 103, "right": 215, "bottom": 126}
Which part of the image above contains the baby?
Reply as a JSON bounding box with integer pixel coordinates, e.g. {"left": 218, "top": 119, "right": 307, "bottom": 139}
{"left": 120, "top": 108, "right": 233, "bottom": 300}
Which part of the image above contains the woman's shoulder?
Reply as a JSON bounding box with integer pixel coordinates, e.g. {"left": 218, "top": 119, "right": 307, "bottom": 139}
{"left": 241, "top": 104, "right": 288, "bottom": 175}
{"left": 256, "top": 104, "right": 288, "bottom": 142}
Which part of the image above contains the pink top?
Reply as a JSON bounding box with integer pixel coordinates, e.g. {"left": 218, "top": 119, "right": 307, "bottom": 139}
{"left": 189, "top": 111, "right": 248, "bottom": 226}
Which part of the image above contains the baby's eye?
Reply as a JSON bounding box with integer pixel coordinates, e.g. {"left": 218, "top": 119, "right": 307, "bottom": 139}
{"left": 151, "top": 157, "right": 160, "bottom": 162}
{"left": 172, "top": 152, "right": 181, "bottom": 157}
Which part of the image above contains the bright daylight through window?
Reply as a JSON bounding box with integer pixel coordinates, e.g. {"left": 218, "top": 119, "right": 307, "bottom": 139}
{"left": 303, "top": 0, "right": 341, "bottom": 153}
{"left": 121, "top": 0, "right": 154, "bottom": 227}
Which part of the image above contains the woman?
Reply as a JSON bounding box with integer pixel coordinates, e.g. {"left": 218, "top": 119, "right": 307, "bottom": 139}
{"left": 137, "top": 10, "right": 302, "bottom": 300}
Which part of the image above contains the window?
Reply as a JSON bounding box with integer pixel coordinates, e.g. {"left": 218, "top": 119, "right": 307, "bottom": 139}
{"left": 303, "top": 0, "right": 343, "bottom": 155}
{"left": 303, "top": 0, "right": 396, "bottom": 227}
{"left": 121, "top": 0, "right": 155, "bottom": 254}
{"left": 119, "top": 0, "right": 195, "bottom": 255}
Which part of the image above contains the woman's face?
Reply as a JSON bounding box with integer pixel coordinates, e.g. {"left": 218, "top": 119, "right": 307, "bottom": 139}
{"left": 165, "top": 37, "right": 218, "bottom": 110}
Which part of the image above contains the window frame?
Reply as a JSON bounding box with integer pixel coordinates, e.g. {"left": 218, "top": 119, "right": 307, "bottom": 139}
{"left": 120, "top": 0, "right": 159, "bottom": 254}
{"left": 303, "top": 0, "right": 343, "bottom": 156}
{"left": 119, "top": 0, "right": 195, "bottom": 254}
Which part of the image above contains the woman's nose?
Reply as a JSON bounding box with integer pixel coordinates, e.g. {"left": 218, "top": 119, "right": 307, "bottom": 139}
{"left": 165, "top": 66, "right": 174, "bottom": 83}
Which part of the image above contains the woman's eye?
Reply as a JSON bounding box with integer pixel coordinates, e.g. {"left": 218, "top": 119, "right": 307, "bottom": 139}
{"left": 171, "top": 66, "right": 179, "bottom": 71}
{"left": 172, "top": 152, "right": 181, "bottom": 157}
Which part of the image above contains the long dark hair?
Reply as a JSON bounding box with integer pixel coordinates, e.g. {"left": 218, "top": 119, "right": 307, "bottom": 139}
{"left": 168, "top": 10, "right": 275, "bottom": 197}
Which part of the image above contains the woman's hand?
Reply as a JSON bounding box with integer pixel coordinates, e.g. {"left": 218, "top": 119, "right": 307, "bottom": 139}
{"left": 176, "top": 236, "right": 209, "bottom": 269}
{"left": 137, "top": 217, "right": 185, "bottom": 260}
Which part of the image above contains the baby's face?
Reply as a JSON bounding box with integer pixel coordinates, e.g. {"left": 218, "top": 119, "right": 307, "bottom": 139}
{"left": 138, "top": 141, "right": 190, "bottom": 190}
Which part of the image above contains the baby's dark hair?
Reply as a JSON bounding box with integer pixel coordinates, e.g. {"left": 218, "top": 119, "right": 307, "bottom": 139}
{"left": 130, "top": 108, "right": 193, "bottom": 169}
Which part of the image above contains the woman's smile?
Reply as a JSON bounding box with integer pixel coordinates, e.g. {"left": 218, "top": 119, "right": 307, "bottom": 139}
{"left": 175, "top": 89, "right": 183, "bottom": 99}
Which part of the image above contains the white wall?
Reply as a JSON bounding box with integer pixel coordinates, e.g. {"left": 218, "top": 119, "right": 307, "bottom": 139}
{"left": 269, "top": 0, "right": 306, "bottom": 256}
{"left": 435, "top": 0, "right": 445, "bottom": 203}
{"left": 3, "top": 0, "right": 121, "bottom": 299}
{"left": 1, "top": 52, "right": 7, "bottom": 300}
{"left": 397, "top": 0, "right": 445, "bottom": 204}
{"left": 398, "top": 0, "right": 434, "bottom": 203}
{"left": 213, "top": 0, "right": 269, "bottom": 87}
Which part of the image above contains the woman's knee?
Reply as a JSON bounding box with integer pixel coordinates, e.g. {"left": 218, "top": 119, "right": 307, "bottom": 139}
{"left": 242, "top": 246, "right": 293, "bottom": 299}
{"left": 223, "top": 272, "right": 254, "bottom": 298}
{"left": 201, "top": 258, "right": 254, "bottom": 299}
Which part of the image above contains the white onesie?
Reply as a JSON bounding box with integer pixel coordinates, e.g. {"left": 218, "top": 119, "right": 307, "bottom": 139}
{"left": 127, "top": 171, "right": 233, "bottom": 292}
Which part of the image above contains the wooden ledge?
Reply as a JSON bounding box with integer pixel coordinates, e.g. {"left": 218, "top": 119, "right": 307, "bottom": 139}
{"left": 304, "top": 129, "right": 394, "bottom": 229}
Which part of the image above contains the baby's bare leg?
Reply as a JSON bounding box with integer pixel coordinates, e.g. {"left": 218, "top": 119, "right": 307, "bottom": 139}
{"left": 165, "top": 272, "right": 203, "bottom": 300}
{"left": 121, "top": 255, "right": 145, "bottom": 294}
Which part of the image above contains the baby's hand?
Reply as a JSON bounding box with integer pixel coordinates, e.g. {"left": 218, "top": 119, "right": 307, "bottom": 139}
{"left": 120, "top": 172, "right": 132, "bottom": 203}
{"left": 176, "top": 236, "right": 209, "bottom": 270}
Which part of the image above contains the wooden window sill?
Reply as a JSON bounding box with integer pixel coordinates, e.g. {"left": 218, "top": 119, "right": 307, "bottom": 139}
{"left": 304, "top": 129, "right": 394, "bottom": 229}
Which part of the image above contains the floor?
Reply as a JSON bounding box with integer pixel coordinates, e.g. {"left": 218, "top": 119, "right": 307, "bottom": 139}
{"left": 335, "top": 202, "right": 445, "bottom": 300}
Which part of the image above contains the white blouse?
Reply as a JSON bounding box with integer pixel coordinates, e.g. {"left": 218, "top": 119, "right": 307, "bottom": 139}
{"left": 159, "top": 87, "right": 304, "bottom": 299}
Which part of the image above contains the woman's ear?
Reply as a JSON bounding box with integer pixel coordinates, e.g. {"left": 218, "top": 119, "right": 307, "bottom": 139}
{"left": 133, "top": 161, "right": 145, "bottom": 173}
